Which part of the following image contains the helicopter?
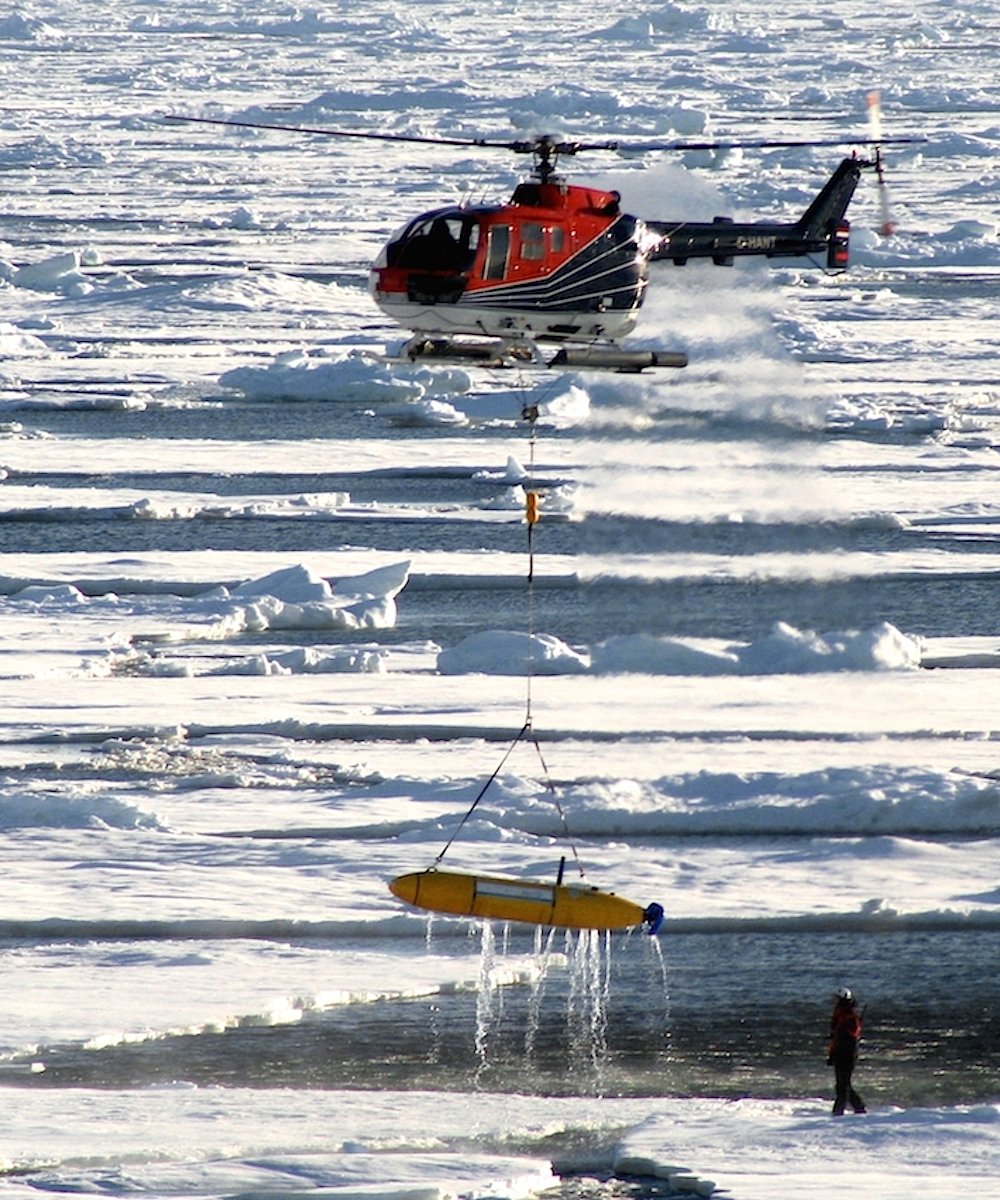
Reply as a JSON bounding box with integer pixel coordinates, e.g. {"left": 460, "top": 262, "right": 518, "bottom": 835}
{"left": 169, "top": 111, "right": 922, "bottom": 372}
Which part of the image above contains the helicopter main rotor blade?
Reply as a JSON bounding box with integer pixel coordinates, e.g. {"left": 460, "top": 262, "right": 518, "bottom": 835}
{"left": 164, "top": 114, "right": 621, "bottom": 156}
{"left": 164, "top": 112, "right": 512, "bottom": 150}
{"left": 611, "top": 135, "right": 926, "bottom": 152}
{"left": 165, "top": 115, "right": 924, "bottom": 156}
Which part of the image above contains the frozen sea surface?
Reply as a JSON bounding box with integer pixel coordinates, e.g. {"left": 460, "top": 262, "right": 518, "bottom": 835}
{"left": 0, "top": 1, "right": 998, "bottom": 1198}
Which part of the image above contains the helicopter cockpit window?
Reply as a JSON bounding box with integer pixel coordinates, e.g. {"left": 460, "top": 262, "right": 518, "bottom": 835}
{"left": 394, "top": 214, "right": 479, "bottom": 271}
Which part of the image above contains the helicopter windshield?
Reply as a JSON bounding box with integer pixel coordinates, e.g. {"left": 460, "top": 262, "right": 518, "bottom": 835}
{"left": 387, "top": 211, "right": 480, "bottom": 272}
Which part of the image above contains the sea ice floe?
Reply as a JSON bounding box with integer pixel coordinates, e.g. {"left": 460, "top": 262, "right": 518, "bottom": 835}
{"left": 438, "top": 621, "right": 923, "bottom": 676}
{"left": 3, "top": 249, "right": 97, "bottom": 297}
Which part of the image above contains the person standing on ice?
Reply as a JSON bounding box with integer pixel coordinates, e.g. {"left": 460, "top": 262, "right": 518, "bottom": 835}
{"left": 827, "top": 986, "right": 866, "bottom": 1116}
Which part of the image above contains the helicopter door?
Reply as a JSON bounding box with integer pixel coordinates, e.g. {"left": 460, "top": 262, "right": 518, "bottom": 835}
{"left": 483, "top": 225, "right": 510, "bottom": 280}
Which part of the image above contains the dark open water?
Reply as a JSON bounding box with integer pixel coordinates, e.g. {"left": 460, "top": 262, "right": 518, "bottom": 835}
{"left": 10, "top": 928, "right": 997, "bottom": 1108}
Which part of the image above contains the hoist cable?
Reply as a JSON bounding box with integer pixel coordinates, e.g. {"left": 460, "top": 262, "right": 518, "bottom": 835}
{"left": 523, "top": 400, "right": 540, "bottom": 725}
{"left": 430, "top": 390, "right": 585, "bottom": 878}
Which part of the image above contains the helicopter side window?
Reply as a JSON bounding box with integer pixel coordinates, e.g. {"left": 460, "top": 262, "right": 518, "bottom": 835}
{"left": 484, "top": 225, "right": 510, "bottom": 280}
{"left": 520, "top": 222, "right": 545, "bottom": 260}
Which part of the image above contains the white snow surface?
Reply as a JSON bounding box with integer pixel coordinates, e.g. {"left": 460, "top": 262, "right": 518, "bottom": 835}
{"left": 0, "top": 1, "right": 997, "bottom": 1198}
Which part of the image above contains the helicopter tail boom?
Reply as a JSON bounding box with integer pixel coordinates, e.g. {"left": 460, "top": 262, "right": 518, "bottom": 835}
{"left": 647, "top": 156, "right": 865, "bottom": 268}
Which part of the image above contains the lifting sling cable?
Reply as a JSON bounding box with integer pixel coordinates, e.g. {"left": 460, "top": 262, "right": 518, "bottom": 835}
{"left": 526, "top": 724, "right": 586, "bottom": 881}
{"left": 432, "top": 717, "right": 532, "bottom": 867}
{"left": 431, "top": 395, "right": 586, "bottom": 880}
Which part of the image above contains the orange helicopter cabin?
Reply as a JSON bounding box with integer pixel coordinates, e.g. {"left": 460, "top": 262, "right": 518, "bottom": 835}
{"left": 369, "top": 180, "right": 648, "bottom": 341}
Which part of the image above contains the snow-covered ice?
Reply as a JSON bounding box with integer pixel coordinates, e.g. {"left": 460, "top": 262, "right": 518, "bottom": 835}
{"left": 0, "top": 1, "right": 997, "bottom": 1197}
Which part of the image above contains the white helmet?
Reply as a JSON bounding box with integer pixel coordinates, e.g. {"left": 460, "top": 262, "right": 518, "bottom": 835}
{"left": 836, "top": 986, "right": 854, "bottom": 1001}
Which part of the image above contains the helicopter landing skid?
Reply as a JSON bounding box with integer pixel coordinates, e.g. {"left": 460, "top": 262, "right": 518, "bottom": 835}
{"left": 390, "top": 335, "right": 687, "bottom": 373}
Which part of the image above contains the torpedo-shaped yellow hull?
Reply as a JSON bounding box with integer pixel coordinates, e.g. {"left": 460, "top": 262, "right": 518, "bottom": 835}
{"left": 389, "top": 869, "right": 659, "bottom": 932}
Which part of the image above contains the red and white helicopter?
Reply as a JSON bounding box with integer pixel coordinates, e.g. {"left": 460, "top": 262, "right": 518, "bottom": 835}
{"left": 172, "top": 105, "right": 920, "bottom": 372}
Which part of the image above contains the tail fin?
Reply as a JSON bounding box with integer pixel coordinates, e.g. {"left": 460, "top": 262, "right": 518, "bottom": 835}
{"left": 794, "top": 156, "right": 865, "bottom": 269}
{"left": 794, "top": 157, "right": 865, "bottom": 240}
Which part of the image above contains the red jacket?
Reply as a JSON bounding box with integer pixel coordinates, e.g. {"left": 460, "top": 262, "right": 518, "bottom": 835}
{"left": 829, "top": 1002, "right": 862, "bottom": 1056}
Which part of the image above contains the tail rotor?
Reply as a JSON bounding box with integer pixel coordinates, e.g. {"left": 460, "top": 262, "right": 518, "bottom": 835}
{"left": 866, "top": 90, "right": 897, "bottom": 236}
